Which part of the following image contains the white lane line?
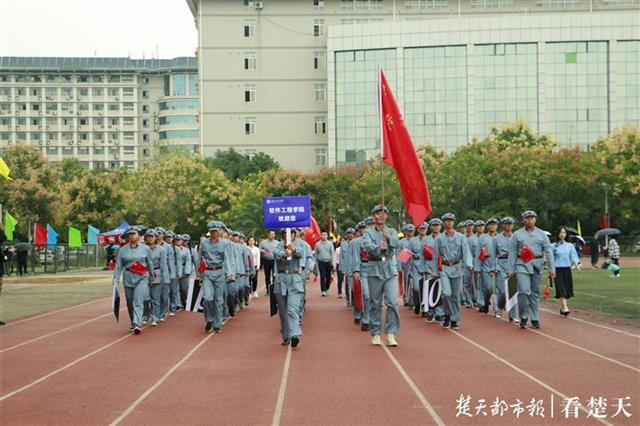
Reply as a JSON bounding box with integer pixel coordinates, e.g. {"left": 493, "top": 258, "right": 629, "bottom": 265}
{"left": 539, "top": 307, "right": 640, "bottom": 339}
{"left": 381, "top": 344, "right": 446, "bottom": 426}
{"left": 109, "top": 332, "right": 216, "bottom": 426}
{"left": 1, "top": 310, "right": 121, "bottom": 353}
{"left": 3, "top": 297, "right": 108, "bottom": 327}
{"left": 271, "top": 344, "right": 293, "bottom": 426}
{"left": 449, "top": 330, "right": 614, "bottom": 426}
{"left": 0, "top": 329, "right": 138, "bottom": 402}
{"left": 574, "top": 291, "right": 640, "bottom": 305}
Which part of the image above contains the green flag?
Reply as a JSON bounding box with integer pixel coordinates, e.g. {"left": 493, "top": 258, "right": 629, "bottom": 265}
{"left": 4, "top": 212, "right": 18, "bottom": 240}
{"left": 69, "top": 226, "right": 82, "bottom": 248}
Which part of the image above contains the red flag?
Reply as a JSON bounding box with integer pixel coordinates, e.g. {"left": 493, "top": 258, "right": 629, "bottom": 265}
{"left": 397, "top": 248, "right": 412, "bottom": 264}
{"left": 423, "top": 244, "right": 434, "bottom": 261}
{"left": 478, "top": 246, "right": 489, "bottom": 261}
{"left": 34, "top": 223, "right": 47, "bottom": 248}
{"left": 379, "top": 69, "right": 432, "bottom": 226}
{"left": 197, "top": 259, "right": 207, "bottom": 274}
{"left": 128, "top": 261, "right": 149, "bottom": 275}
{"left": 303, "top": 216, "right": 322, "bottom": 250}
{"left": 518, "top": 244, "right": 536, "bottom": 263}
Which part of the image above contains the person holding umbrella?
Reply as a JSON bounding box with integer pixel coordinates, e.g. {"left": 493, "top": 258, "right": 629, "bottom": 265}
{"left": 552, "top": 227, "right": 581, "bottom": 316}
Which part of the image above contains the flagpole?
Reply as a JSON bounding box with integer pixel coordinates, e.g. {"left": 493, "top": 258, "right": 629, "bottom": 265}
{"left": 378, "top": 65, "right": 385, "bottom": 208}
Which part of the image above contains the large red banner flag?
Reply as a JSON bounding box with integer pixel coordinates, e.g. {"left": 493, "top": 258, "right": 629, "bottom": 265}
{"left": 303, "top": 216, "right": 322, "bottom": 250}
{"left": 34, "top": 223, "right": 47, "bottom": 248}
{"left": 379, "top": 68, "right": 432, "bottom": 226}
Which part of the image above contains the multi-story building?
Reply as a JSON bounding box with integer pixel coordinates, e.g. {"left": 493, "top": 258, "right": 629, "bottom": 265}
{"left": 0, "top": 57, "right": 198, "bottom": 170}
{"left": 187, "top": 0, "right": 639, "bottom": 170}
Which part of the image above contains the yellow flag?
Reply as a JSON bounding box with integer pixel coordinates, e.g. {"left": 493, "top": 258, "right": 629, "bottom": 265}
{"left": 0, "top": 157, "right": 12, "bottom": 181}
{"left": 577, "top": 220, "right": 582, "bottom": 236}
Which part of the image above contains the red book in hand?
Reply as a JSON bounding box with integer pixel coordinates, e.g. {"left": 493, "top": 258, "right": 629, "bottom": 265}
{"left": 397, "top": 248, "right": 412, "bottom": 264}
{"left": 479, "top": 246, "right": 489, "bottom": 262}
{"left": 423, "top": 244, "right": 434, "bottom": 260}
{"left": 128, "top": 261, "right": 149, "bottom": 275}
{"left": 197, "top": 259, "right": 207, "bottom": 274}
{"left": 519, "top": 244, "right": 536, "bottom": 263}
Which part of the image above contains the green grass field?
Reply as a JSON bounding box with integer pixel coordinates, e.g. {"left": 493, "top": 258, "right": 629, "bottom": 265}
{"left": 0, "top": 278, "right": 112, "bottom": 322}
{"left": 542, "top": 267, "right": 640, "bottom": 322}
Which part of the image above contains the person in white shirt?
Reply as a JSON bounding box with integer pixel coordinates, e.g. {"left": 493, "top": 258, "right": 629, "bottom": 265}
{"left": 248, "top": 236, "right": 261, "bottom": 297}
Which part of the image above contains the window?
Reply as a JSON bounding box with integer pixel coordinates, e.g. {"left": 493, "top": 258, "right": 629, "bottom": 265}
{"left": 108, "top": 75, "right": 120, "bottom": 83}
{"left": 78, "top": 88, "right": 89, "bottom": 97}
{"left": 78, "top": 147, "right": 90, "bottom": 155}
{"left": 315, "top": 148, "right": 327, "bottom": 167}
{"left": 314, "top": 51, "right": 326, "bottom": 70}
{"left": 143, "top": 119, "right": 149, "bottom": 128}
{"left": 171, "top": 74, "right": 187, "bottom": 96}
{"left": 110, "top": 118, "right": 119, "bottom": 126}
{"left": 124, "top": 131, "right": 135, "bottom": 140}
{"left": 142, "top": 105, "right": 149, "bottom": 113}
{"left": 315, "top": 116, "right": 327, "bottom": 134}
{"left": 405, "top": 0, "right": 449, "bottom": 10}
{"left": 314, "top": 83, "right": 326, "bottom": 102}
{"left": 313, "top": 19, "right": 325, "bottom": 37}
{"left": 245, "top": 149, "right": 257, "bottom": 159}
{"left": 78, "top": 75, "right": 89, "bottom": 82}
{"left": 92, "top": 88, "right": 103, "bottom": 96}
{"left": 244, "top": 52, "right": 256, "bottom": 70}
{"left": 244, "top": 84, "right": 256, "bottom": 102}
{"left": 123, "top": 88, "right": 134, "bottom": 97}
{"left": 142, "top": 90, "right": 149, "bottom": 99}
{"left": 245, "top": 117, "right": 256, "bottom": 135}
{"left": 123, "top": 102, "right": 134, "bottom": 111}
{"left": 244, "top": 20, "right": 255, "bottom": 37}
{"left": 123, "top": 117, "right": 134, "bottom": 126}
{"left": 313, "top": 0, "right": 325, "bottom": 8}
{"left": 93, "top": 103, "right": 104, "bottom": 111}
{"left": 109, "top": 103, "right": 120, "bottom": 111}
{"left": 79, "top": 118, "right": 87, "bottom": 126}
{"left": 124, "top": 146, "right": 135, "bottom": 154}
{"left": 31, "top": 88, "right": 41, "bottom": 96}
{"left": 121, "top": 74, "right": 134, "bottom": 82}
{"left": 108, "top": 88, "right": 119, "bottom": 97}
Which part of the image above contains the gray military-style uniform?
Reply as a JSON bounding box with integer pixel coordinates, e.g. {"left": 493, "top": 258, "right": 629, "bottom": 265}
{"left": 477, "top": 233, "right": 497, "bottom": 311}
{"left": 350, "top": 235, "right": 371, "bottom": 325}
{"left": 338, "top": 238, "right": 353, "bottom": 306}
{"left": 113, "top": 243, "right": 154, "bottom": 327}
{"left": 362, "top": 226, "right": 400, "bottom": 336}
{"left": 274, "top": 238, "right": 306, "bottom": 342}
{"left": 198, "top": 237, "right": 235, "bottom": 329}
{"left": 492, "top": 232, "right": 518, "bottom": 318}
{"left": 513, "top": 226, "right": 555, "bottom": 324}
{"left": 149, "top": 243, "right": 169, "bottom": 323}
{"left": 434, "top": 231, "right": 473, "bottom": 323}
{"left": 423, "top": 233, "right": 444, "bottom": 318}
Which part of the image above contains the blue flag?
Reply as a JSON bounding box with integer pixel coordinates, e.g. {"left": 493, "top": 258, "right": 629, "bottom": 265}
{"left": 47, "top": 224, "right": 58, "bottom": 246}
{"left": 88, "top": 225, "right": 100, "bottom": 245}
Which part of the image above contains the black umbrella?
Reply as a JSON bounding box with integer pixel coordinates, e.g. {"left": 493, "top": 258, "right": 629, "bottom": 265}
{"left": 594, "top": 228, "right": 621, "bottom": 239}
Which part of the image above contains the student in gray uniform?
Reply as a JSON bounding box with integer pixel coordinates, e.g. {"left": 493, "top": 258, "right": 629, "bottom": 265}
{"left": 173, "top": 234, "right": 187, "bottom": 310}
{"left": 362, "top": 205, "right": 400, "bottom": 347}
{"left": 198, "top": 221, "right": 236, "bottom": 333}
{"left": 113, "top": 226, "right": 155, "bottom": 334}
{"left": 228, "top": 231, "right": 244, "bottom": 315}
{"left": 434, "top": 213, "right": 473, "bottom": 330}
{"left": 408, "top": 223, "right": 428, "bottom": 316}
{"left": 514, "top": 211, "right": 555, "bottom": 329}
{"left": 297, "top": 230, "right": 315, "bottom": 321}
{"left": 398, "top": 224, "right": 415, "bottom": 308}
{"left": 457, "top": 222, "right": 471, "bottom": 307}
{"left": 350, "top": 222, "right": 371, "bottom": 330}
{"left": 477, "top": 218, "right": 498, "bottom": 314}
{"left": 274, "top": 228, "right": 306, "bottom": 348}
{"left": 424, "top": 218, "right": 445, "bottom": 323}
{"left": 471, "top": 220, "right": 486, "bottom": 312}
{"left": 153, "top": 227, "right": 171, "bottom": 321}
{"left": 339, "top": 228, "right": 355, "bottom": 308}
{"left": 492, "top": 217, "right": 518, "bottom": 321}
{"left": 144, "top": 230, "right": 168, "bottom": 327}
{"left": 163, "top": 230, "right": 179, "bottom": 316}
{"left": 462, "top": 220, "right": 476, "bottom": 308}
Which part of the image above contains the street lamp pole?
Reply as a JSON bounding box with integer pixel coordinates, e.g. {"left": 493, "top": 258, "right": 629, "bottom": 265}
{"left": 600, "top": 183, "right": 610, "bottom": 248}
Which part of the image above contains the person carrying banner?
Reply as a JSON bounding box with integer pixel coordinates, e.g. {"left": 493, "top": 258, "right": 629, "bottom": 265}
{"left": 113, "top": 226, "right": 154, "bottom": 334}
{"left": 424, "top": 218, "right": 445, "bottom": 323}
{"left": 492, "top": 217, "right": 518, "bottom": 321}
{"left": 513, "top": 211, "right": 556, "bottom": 329}
{"left": 434, "top": 213, "right": 473, "bottom": 330}
{"left": 274, "top": 228, "right": 306, "bottom": 348}
{"left": 362, "top": 205, "right": 401, "bottom": 347}
{"left": 198, "top": 221, "right": 236, "bottom": 333}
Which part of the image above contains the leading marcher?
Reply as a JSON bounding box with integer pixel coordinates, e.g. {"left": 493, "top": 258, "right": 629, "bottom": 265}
{"left": 362, "top": 205, "right": 400, "bottom": 347}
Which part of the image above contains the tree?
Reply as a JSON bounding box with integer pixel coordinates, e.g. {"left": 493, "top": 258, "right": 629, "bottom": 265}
{"left": 204, "top": 148, "right": 280, "bottom": 180}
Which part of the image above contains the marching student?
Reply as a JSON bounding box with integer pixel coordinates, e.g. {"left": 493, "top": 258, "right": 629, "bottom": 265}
{"left": 173, "top": 234, "right": 187, "bottom": 311}
{"left": 408, "top": 223, "right": 428, "bottom": 316}
{"left": 514, "top": 211, "right": 555, "bottom": 329}
{"left": 146, "top": 229, "right": 169, "bottom": 327}
{"left": 349, "top": 222, "right": 371, "bottom": 331}
{"left": 424, "top": 218, "right": 445, "bottom": 323}
{"left": 471, "top": 220, "right": 486, "bottom": 313}
{"left": 478, "top": 218, "right": 499, "bottom": 314}
{"left": 398, "top": 224, "right": 415, "bottom": 308}
{"left": 463, "top": 220, "right": 477, "bottom": 308}
{"left": 113, "top": 226, "right": 154, "bottom": 334}
{"left": 493, "top": 217, "right": 518, "bottom": 321}
{"left": 339, "top": 228, "right": 355, "bottom": 308}
{"left": 434, "top": 213, "right": 472, "bottom": 330}
{"left": 362, "top": 205, "right": 401, "bottom": 347}
{"left": 163, "top": 230, "right": 179, "bottom": 317}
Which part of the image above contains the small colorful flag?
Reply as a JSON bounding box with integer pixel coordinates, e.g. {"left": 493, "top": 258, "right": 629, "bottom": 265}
{"left": 397, "top": 248, "right": 413, "bottom": 264}
{"left": 47, "top": 224, "right": 58, "bottom": 246}
{"left": 69, "top": 226, "right": 82, "bottom": 248}
{"left": 34, "top": 223, "right": 47, "bottom": 248}
{"left": 88, "top": 225, "right": 100, "bottom": 245}
{"left": 0, "top": 156, "right": 13, "bottom": 181}
{"left": 4, "top": 212, "right": 18, "bottom": 240}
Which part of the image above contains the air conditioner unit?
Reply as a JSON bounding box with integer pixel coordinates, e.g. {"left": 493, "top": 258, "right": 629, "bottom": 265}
{"left": 46, "top": 141, "right": 51, "bottom": 145}
{"left": 255, "top": 1, "right": 263, "bottom": 9}
{"left": 46, "top": 96, "right": 51, "bottom": 100}
{"left": 69, "top": 126, "right": 74, "bottom": 130}
{"left": 115, "top": 140, "right": 120, "bottom": 145}
{"left": 99, "top": 112, "right": 103, "bottom": 116}
{"left": 15, "top": 126, "right": 20, "bottom": 130}
{"left": 53, "top": 112, "right": 57, "bottom": 116}
{"left": 39, "top": 126, "right": 43, "bottom": 130}
{"left": 7, "top": 126, "right": 12, "bottom": 130}
{"left": 77, "top": 140, "right": 82, "bottom": 145}
{"left": 68, "top": 140, "right": 74, "bottom": 145}
{"left": 15, "top": 96, "right": 20, "bottom": 100}
{"left": 7, "top": 96, "right": 11, "bottom": 100}
{"left": 38, "top": 141, "right": 43, "bottom": 145}
{"left": 38, "top": 96, "right": 42, "bottom": 100}
{"left": 0, "top": 111, "right": 3, "bottom": 115}
{"left": 93, "top": 141, "right": 98, "bottom": 145}
{"left": 38, "top": 111, "right": 43, "bottom": 115}
{"left": 46, "top": 126, "right": 51, "bottom": 130}
{"left": 101, "top": 125, "right": 105, "bottom": 129}
{"left": 7, "top": 141, "right": 12, "bottom": 145}
{"left": 77, "top": 112, "right": 81, "bottom": 115}
{"left": 115, "top": 97, "right": 119, "bottom": 101}
{"left": 15, "top": 111, "right": 20, "bottom": 115}
{"left": 114, "top": 154, "right": 119, "bottom": 159}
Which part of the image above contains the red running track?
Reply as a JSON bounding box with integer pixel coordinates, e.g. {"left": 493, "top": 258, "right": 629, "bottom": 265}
{"left": 1, "top": 277, "right": 638, "bottom": 425}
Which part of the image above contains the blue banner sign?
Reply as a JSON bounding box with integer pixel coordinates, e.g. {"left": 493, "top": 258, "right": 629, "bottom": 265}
{"left": 263, "top": 196, "right": 311, "bottom": 229}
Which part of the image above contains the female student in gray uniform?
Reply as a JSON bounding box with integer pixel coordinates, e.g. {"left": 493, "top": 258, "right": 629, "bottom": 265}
{"left": 113, "top": 226, "right": 154, "bottom": 334}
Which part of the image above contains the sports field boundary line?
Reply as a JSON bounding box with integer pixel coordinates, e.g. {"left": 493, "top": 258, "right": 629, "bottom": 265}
{"left": 573, "top": 290, "right": 640, "bottom": 305}
{"left": 271, "top": 344, "right": 293, "bottom": 426}
{"left": 449, "top": 329, "right": 613, "bottom": 426}
{"left": 381, "top": 344, "right": 446, "bottom": 426}
{"left": 0, "top": 309, "right": 124, "bottom": 353}
{"left": 3, "top": 297, "right": 109, "bottom": 327}
{"left": 0, "top": 327, "right": 141, "bottom": 402}
{"left": 539, "top": 307, "right": 640, "bottom": 339}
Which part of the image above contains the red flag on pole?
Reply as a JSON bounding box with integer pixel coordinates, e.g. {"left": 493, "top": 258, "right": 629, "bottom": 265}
{"left": 34, "top": 223, "right": 47, "bottom": 248}
{"left": 379, "top": 68, "right": 432, "bottom": 226}
{"left": 303, "top": 216, "right": 322, "bottom": 250}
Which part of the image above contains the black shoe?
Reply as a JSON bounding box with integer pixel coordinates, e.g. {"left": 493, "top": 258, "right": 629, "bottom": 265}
{"left": 451, "top": 321, "right": 459, "bottom": 330}
{"left": 425, "top": 313, "right": 435, "bottom": 323}
{"left": 214, "top": 327, "right": 221, "bottom": 333}
{"left": 290, "top": 336, "right": 300, "bottom": 348}
{"left": 531, "top": 320, "right": 540, "bottom": 329}
{"left": 281, "top": 338, "right": 289, "bottom": 346}
{"left": 228, "top": 310, "right": 235, "bottom": 317}
{"left": 354, "top": 318, "right": 360, "bottom": 325}
{"left": 442, "top": 316, "right": 451, "bottom": 328}
{"left": 361, "top": 323, "right": 369, "bottom": 332}
{"left": 133, "top": 326, "right": 141, "bottom": 335}
{"left": 129, "top": 324, "right": 135, "bottom": 332}
{"left": 520, "top": 318, "right": 528, "bottom": 329}
{"left": 205, "top": 322, "right": 214, "bottom": 333}
{"left": 435, "top": 315, "right": 444, "bottom": 323}
{"left": 508, "top": 317, "right": 515, "bottom": 323}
